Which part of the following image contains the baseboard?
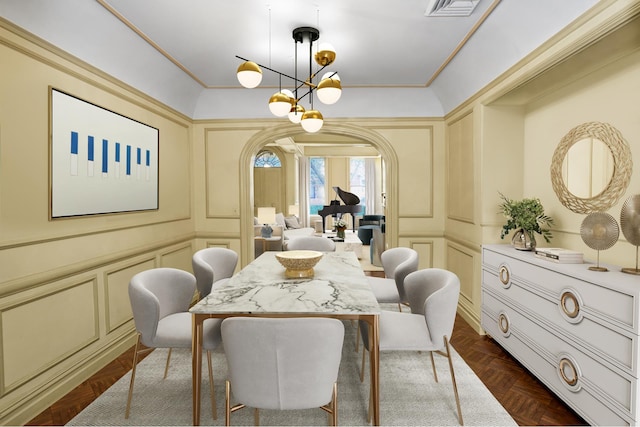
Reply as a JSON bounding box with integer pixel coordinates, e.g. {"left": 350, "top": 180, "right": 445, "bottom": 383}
{"left": 457, "top": 303, "right": 484, "bottom": 335}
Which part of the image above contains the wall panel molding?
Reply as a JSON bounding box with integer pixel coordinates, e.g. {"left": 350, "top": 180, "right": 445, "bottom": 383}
{"left": 104, "top": 256, "right": 156, "bottom": 334}
{"left": 0, "top": 234, "right": 193, "bottom": 298}
{"left": 1, "top": 276, "right": 99, "bottom": 393}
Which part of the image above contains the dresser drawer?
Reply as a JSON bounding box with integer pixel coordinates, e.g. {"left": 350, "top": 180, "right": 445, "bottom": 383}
{"left": 483, "top": 268, "right": 636, "bottom": 374}
{"left": 483, "top": 248, "right": 636, "bottom": 332}
{"left": 482, "top": 290, "right": 635, "bottom": 425}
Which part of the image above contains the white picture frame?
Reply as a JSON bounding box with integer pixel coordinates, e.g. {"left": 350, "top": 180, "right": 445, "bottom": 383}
{"left": 50, "top": 88, "right": 159, "bottom": 218}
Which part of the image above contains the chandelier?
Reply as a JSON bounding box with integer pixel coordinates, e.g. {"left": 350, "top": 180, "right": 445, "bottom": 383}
{"left": 236, "top": 26, "right": 342, "bottom": 133}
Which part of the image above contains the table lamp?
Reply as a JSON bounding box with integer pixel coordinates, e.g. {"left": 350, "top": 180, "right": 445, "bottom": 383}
{"left": 257, "top": 207, "right": 276, "bottom": 238}
{"left": 288, "top": 204, "right": 299, "bottom": 218}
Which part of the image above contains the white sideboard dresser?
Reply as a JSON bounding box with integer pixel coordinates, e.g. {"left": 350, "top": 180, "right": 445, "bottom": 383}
{"left": 481, "top": 244, "right": 640, "bottom": 425}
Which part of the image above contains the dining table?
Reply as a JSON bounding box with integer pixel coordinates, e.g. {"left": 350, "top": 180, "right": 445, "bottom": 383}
{"left": 190, "top": 250, "right": 382, "bottom": 425}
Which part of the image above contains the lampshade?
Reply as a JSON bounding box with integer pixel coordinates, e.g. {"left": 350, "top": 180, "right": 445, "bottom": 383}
{"left": 315, "top": 43, "right": 336, "bottom": 66}
{"left": 317, "top": 77, "right": 342, "bottom": 105}
{"left": 257, "top": 207, "right": 276, "bottom": 224}
{"left": 236, "top": 61, "right": 262, "bottom": 88}
{"left": 300, "top": 110, "right": 324, "bottom": 133}
{"left": 268, "top": 92, "right": 293, "bottom": 117}
{"left": 288, "top": 205, "right": 299, "bottom": 216}
{"left": 288, "top": 104, "right": 305, "bottom": 124}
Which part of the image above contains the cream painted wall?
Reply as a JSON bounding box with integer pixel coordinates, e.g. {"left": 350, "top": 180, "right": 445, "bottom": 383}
{"left": 523, "top": 49, "right": 640, "bottom": 266}
{"left": 444, "top": 3, "right": 640, "bottom": 333}
{"left": 193, "top": 120, "right": 445, "bottom": 268}
{"left": 0, "top": 22, "right": 197, "bottom": 425}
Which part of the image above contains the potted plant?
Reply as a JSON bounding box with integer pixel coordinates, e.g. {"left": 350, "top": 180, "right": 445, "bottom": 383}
{"left": 335, "top": 218, "right": 348, "bottom": 239}
{"left": 499, "top": 192, "right": 553, "bottom": 250}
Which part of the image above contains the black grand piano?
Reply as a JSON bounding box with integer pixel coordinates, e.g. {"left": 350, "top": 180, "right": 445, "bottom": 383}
{"left": 317, "top": 186, "right": 364, "bottom": 233}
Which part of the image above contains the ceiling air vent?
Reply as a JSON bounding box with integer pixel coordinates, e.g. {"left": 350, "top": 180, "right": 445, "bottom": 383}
{"left": 425, "top": 0, "right": 480, "bottom": 17}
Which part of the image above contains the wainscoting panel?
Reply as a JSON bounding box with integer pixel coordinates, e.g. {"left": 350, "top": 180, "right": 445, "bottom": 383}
{"left": 446, "top": 242, "right": 481, "bottom": 330}
{"left": 447, "top": 113, "right": 474, "bottom": 224}
{"left": 1, "top": 277, "right": 99, "bottom": 392}
{"left": 404, "top": 240, "right": 434, "bottom": 269}
{"left": 159, "top": 242, "right": 194, "bottom": 273}
{"left": 104, "top": 257, "right": 156, "bottom": 334}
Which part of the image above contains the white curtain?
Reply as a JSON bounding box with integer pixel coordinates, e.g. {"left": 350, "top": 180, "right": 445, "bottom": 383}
{"left": 299, "top": 156, "right": 310, "bottom": 226}
{"left": 365, "top": 158, "right": 376, "bottom": 215}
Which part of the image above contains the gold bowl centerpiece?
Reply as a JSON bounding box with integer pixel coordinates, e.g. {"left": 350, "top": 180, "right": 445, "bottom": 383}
{"left": 275, "top": 250, "right": 323, "bottom": 278}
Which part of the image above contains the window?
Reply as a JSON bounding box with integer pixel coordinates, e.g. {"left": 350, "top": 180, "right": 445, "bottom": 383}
{"left": 254, "top": 151, "right": 281, "bottom": 168}
{"left": 308, "top": 157, "right": 369, "bottom": 215}
{"left": 309, "top": 157, "right": 325, "bottom": 214}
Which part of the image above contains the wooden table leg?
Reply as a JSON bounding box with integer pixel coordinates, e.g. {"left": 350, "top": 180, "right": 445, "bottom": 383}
{"left": 367, "top": 314, "right": 380, "bottom": 426}
{"left": 192, "top": 314, "right": 203, "bottom": 425}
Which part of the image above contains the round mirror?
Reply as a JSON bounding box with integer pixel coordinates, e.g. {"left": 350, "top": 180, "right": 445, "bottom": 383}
{"left": 551, "top": 122, "right": 632, "bottom": 214}
{"left": 562, "top": 138, "right": 614, "bottom": 199}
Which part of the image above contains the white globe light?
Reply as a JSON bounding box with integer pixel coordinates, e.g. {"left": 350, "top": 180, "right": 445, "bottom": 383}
{"left": 318, "top": 43, "right": 335, "bottom": 54}
{"left": 315, "top": 43, "right": 336, "bottom": 66}
{"left": 316, "top": 77, "right": 342, "bottom": 105}
{"left": 268, "top": 92, "right": 292, "bottom": 117}
{"left": 300, "top": 110, "right": 324, "bottom": 133}
{"left": 236, "top": 61, "right": 262, "bottom": 88}
{"left": 321, "top": 72, "right": 340, "bottom": 81}
{"left": 288, "top": 104, "right": 305, "bottom": 124}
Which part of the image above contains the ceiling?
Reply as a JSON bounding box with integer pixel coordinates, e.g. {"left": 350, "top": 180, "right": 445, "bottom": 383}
{"left": 0, "top": 0, "right": 600, "bottom": 120}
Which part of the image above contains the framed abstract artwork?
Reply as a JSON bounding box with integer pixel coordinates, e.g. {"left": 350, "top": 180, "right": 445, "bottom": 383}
{"left": 50, "top": 88, "right": 159, "bottom": 218}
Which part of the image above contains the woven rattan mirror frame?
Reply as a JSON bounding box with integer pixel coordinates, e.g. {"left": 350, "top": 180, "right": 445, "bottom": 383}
{"left": 551, "top": 122, "right": 632, "bottom": 214}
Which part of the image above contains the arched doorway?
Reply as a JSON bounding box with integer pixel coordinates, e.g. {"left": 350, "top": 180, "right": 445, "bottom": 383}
{"left": 239, "top": 122, "right": 398, "bottom": 265}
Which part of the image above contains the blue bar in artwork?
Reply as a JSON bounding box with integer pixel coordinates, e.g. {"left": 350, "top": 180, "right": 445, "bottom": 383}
{"left": 137, "top": 147, "right": 141, "bottom": 165}
{"left": 115, "top": 142, "right": 121, "bottom": 162}
{"left": 70, "top": 131, "right": 78, "bottom": 154}
{"left": 87, "top": 136, "right": 94, "bottom": 161}
{"left": 126, "top": 145, "right": 131, "bottom": 175}
{"left": 102, "top": 139, "right": 108, "bottom": 173}
{"left": 146, "top": 150, "right": 150, "bottom": 166}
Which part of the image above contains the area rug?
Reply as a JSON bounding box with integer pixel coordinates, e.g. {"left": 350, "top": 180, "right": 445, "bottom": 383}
{"left": 68, "top": 317, "right": 515, "bottom": 426}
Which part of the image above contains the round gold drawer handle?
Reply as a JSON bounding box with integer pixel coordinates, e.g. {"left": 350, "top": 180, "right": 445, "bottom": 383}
{"left": 559, "top": 358, "right": 578, "bottom": 386}
{"left": 561, "top": 291, "right": 580, "bottom": 318}
{"left": 499, "top": 266, "right": 510, "bottom": 285}
{"left": 498, "top": 313, "right": 509, "bottom": 334}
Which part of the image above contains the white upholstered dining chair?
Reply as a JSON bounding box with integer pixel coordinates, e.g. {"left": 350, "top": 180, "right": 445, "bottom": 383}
{"left": 286, "top": 236, "right": 336, "bottom": 252}
{"left": 192, "top": 247, "right": 238, "bottom": 299}
{"left": 221, "top": 317, "right": 345, "bottom": 426}
{"left": 368, "top": 246, "right": 418, "bottom": 311}
{"left": 360, "top": 268, "right": 463, "bottom": 425}
{"left": 127, "top": 268, "right": 222, "bottom": 420}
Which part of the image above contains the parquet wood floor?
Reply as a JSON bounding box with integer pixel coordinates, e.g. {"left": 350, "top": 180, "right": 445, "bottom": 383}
{"left": 27, "top": 270, "right": 587, "bottom": 426}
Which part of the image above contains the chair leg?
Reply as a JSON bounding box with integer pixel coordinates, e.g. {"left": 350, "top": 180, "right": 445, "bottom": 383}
{"left": 207, "top": 350, "right": 217, "bottom": 420}
{"left": 429, "top": 351, "right": 438, "bottom": 382}
{"left": 254, "top": 408, "right": 260, "bottom": 426}
{"left": 225, "top": 380, "right": 231, "bottom": 427}
{"left": 360, "top": 346, "right": 367, "bottom": 383}
{"left": 367, "top": 384, "right": 372, "bottom": 424}
{"left": 163, "top": 347, "right": 172, "bottom": 379}
{"left": 355, "top": 328, "right": 360, "bottom": 352}
{"left": 332, "top": 382, "right": 338, "bottom": 426}
{"left": 125, "top": 335, "right": 142, "bottom": 419}
{"left": 444, "top": 336, "right": 463, "bottom": 425}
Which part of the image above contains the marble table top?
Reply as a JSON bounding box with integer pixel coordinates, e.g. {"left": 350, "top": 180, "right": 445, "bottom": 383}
{"left": 190, "top": 251, "right": 380, "bottom": 316}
